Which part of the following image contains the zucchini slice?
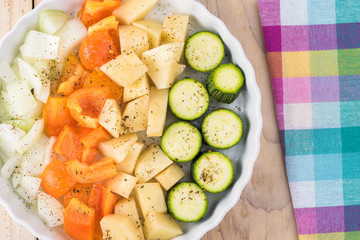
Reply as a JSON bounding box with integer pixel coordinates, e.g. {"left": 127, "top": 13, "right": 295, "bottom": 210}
{"left": 202, "top": 109, "right": 243, "bottom": 149}
{"left": 161, "top": 121, "right": 202, "bottom": 162}
{"left": 191, "top": 152, "right": 234, "bottom": 193}
{"left": 185, "top": 31, "right": 224, "bottom": 72}
{"left": 169, "top": 78, "right": 209, "bottom": 121}
{"left": 207, "top": 63, "right": 244, "bottom": 104}
{"left": 167, "top": 182, "right": 208, "bottom": 222}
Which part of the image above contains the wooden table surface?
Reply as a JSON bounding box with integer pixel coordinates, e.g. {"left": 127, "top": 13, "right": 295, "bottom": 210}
{"left": 0, "top": 0, "right": 299, "bottom": 239}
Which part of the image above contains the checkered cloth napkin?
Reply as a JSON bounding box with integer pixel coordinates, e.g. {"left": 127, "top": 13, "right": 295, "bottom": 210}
{"left": 257, "top": 0, "right": 360, "bottom": 239}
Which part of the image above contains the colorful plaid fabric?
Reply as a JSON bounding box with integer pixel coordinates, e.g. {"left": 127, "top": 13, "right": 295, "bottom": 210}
{"left": 257, "top": 0, "right": 360, "bottom": 239}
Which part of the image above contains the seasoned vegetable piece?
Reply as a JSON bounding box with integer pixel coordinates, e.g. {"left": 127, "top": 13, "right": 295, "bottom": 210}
{"left": 64, "top": 198, "right": 95, "bottom": 240}
{"left": 103, "top": 171, "right": 138, "bottom": 198}
{"left": 67, "top": 87, "right": 111, "bottom": 128}
{"left": 134, "top": 182, "right": 167, "bottom": 216}
{"left": 161, "top": 121, "right": 202, "bottom": 162}
{"left": 143, "top": 212, "right": 183, "bottom": 240}
{"left": 155, "top": 163, "right": 185, "bottom": 191}
{"left": 132, "top": 20, "right": 163, "bottom": 49}
{"left": 80, "top": 0, "right": 121, "bottom": 27}
{"left": 41, "top": 159, "right": 76, "bottom": 198}
{"left": 38, "top": 10, "right": 72, "bottom": 34}
{"left": 79, "top": 30, "right": 119, "bottom": 70}
{"left": 113, "top": 0, "right": 157, "bottom": 25}
{"left": 167, "top": 182, "right": 208, "bottom": 222}
{"left": 53, "top": 125, "right": 83, "bottom": 161}
{"left": 202, "top": 109, "right": 243, "bottom": 149}
{"left": 116, "top": 142, "right": 144, "bottom": 174}
{"left": 100, "top": 51, "right": 148, "bottom": 87}
{"left": 134, "top": 144, "right": 173, "bottom": 183}
{"left": 161, "top": 15, "right": 189, "bottom": 44}
{"left": 98, "top": 98, "right": 123, "bottom": 138}
{"left": 185, "top": 31, "right": 224, "bottom": 72}
{"left": 122, "top": 94, "right": 149, "bottom": 134}
{"left": 169, "top": 78, "right": 209, "bottom": 121}
{"left": 79, "top": 127, "right": 110, "bottom": 164}
{"left": 100, "top": 214, "right": 143, "bottom": 240}
{"left": 37, "top": 191, "right": 65, "bottom": 227}
{"left": 191, "top": 152, "right": 234, "bottom": 193}
{"left": 123, "top": 74, "right": 150, "bottom": 103}
{"left": 147, "top": 86, "right": 169, "bottom": 137}
{"left": 65, "top": 157, "right": 117, "bottom": 184}
{"left": 119, "top": 25, "right": 149, "bottom": 57}
{"left": 63, "top": 183, "right": 93, "bottom": 208}
{"left": 207, "top": 63, "right": 244, "bottom": 104}
{"left": 114, "top": 196, "right": 143, "bottom": 233}
{"left": 88, "top": 15, "right": 118, "bottom": 36}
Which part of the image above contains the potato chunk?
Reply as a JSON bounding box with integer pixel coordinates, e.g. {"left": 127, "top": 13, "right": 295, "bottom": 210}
{"left": 155, "top": 163, "right": 185, "bottom": 190}
{"left": 123, "top": 74, "right": 150, "bottom": 103}
{"left": 143, "top": 212, "right": 183, "bottom": 240}
{"left": 122, "top": 94, "right": 149, "bottom": 134}
{"left": 101, "top": 214, "right": 143, "bottom": 240}
{"left": 162, "top": 15, "right": 189, "bottom": 44}
{"left": 134, "top": 182, "right": 167, "bottom": 216}
{"left": 113, "top": 0, "right": 158, "bottom": 25}
{"left": 132, "top": 20, "right": 163, "bottom": 49}
{"left": 119, "top": 25, "right": 149, "bottom": 57}
{"left": 116, "top": 142, "right": 144, "bottom": 174}
{"left": 146, "top": 87, "right": 169, "bottom": 137}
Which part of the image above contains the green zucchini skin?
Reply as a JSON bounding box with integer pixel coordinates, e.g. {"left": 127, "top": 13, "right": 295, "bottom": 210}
{"left": 169, "top": 78, "right": 209, "bottom": 121}
{"left": 161, "top": 121, "right": 202, "bottom": 162}
{"left": 207, "top": 63, "right": 245, "bottom": 104}
{"left": 185, "top": 31, "right": 225, "bottom": 72}
{"left": 202, "top": 109, "right": 243, "bottom": 149}
{"left": 191, "top": 152, "right": 234, "bottom": 193}
{"left": 167, "top": 182, "right": 208, "bottom": 222}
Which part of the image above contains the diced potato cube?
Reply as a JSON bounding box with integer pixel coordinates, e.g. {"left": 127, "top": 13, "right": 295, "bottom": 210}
{"left": 98, "top": 98, "right": 122, "bottom": 138}
{"left": 161, "top": 15, "right": 189, "bottom": 44}
{"left": 122, "top": 94, "right": 149, "bottom": 134}
{"left": 132, "top": 20, "right": 163, "bottom": 49}
{"left": 146, "top": 87, "right": 169, "bottom": 137}
{"left": 113, "top": 0, "right": 158, "bottom": 25}
{"left": 134, "top": 182, "right": 167, "bottom": 216}
{"left": 134, "top": 144, "right": 173, "bottom": 183}
{"left": 100, "top": 51, "right": 148, "bottom": 87}
{"left": 117, "top": 142, "right": 145, "bottom": 174}
{"left": 143, "top": 212, "right": 183, "bottom": 240}
{"left": 155, "top": 163, "right": 185, "bottom": 191}
{"left": 123, "top": 74, "right": 150, "bottom": 103}
{"left": 103, "top": 171, "right": 138, "bottom": 198}
{"left": 99, "top": 133, "right": 138, "bottom": 164}
{"left": 142, "top": 42, "right": 184, "bottom": 63}
{"left": 119, "top": 25, "right": 149, "bottom": 57}
{"left": 101, "top": 214, "right": 143, "bottom": 240}
{"left": 114, "top": 196, "right": 144, "bottom": 239}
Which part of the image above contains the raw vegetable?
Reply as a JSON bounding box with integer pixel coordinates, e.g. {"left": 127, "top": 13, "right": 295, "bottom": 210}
{"left": 67, "top": 87, "right": 111, "bottom": 128}
{"left": 65, "top": 157, "right": 117, "bottom": 184}
{"left": 161, "top": 15, "right": 189, "bottom": 44}
{"left": 79, "top": 30, "right": 119, "bottom": 70}
{"left": 134, "top": 144, "right": 173, "bottom": 183}
{"left": 191, "top": 151, "right": 234, "bottom": 193}
{"left": 53, "top": 125, "right": 83, "bottom": 161}
{"left": 88, "top": 15, "right": 118, "bottom": 36}
{"left": 122, "top": 94, "right": 149, "bottom": 134}
{"left": 57, "top": 54, "right": 86, "bottom": 96}
{"left": 64, "top": 198, "right": 95, "bottom": 240}
{"left": 98, "top": 98, "right": 122, "bottom": 138}
{"left": 38, "top": 10, "right": 72, "bottom": 34}
{"left": 0, "top": 123, "right": 26, "bottom": 157}
{"left": 114, "top": 196, "right": 143, "bottom": 231}
{"left": 80, "top": 127, "right": 110, "bottom": 164}
{"left": 146, "top": 86, "right": 169, "bottom": 137}
{"left": 63, "top": 183, "right": 93, "bottom": 208}
{"left": 0, "top": 61, "right": 20, "bottom": 84}
{"left": 5, "top": 119, "right": 35, "bottom": 133}
{"left": 134, "top": 183, "right": 167, "bottom": 217}
{"left": 143, "top": 212, "right": 183, "bottom": 240}
{"left": 132, "top": 20, "right": 163, "bottom": 49}
{"left": 103, "top": 171, "right": 138, "bottom": 198}
{"left": 41, "top": 159, "right": 76, "bottom": 198}
{"left": 207, "top": 63, "right": 244, "bottom": 104}
{"left": 20, "top": 30, "right": 60, "bottom": 60}
{"left": 80, "top": 0, "right": 121, "bottom": 28}
{"left": 16, "top": 119, "right": 44, "bottom": 155}
{"left": 168, "top": 78, "right": 209, "bottom": 121}
{"left": 100, "top": 51, "right": 148, "bottom": 87}
{"left": 1, "top": 155, "right": 21, "bottom": 180}
{"left": 43, "top": 97, "right": 77, "bottom": 137}
{"left": 119, "top": 25, "right": 149, "bottom": 57}
{"left": 161, "top": 121, "right": 202, "bottom": 162}
{"left": 100, "top": 214, "right": 143, "bottom": 240}
{"left": 167, "top": 182, "right": 208, "bottom": 222}
{"left": 123, "top": 74, "right": 150, "bottom": 103}
{"left": 154, "top": 163, "right": 185, "bottom": 191}
{"left": 37, "top": 191, "right": 64, "bottom": 227}
{"left": 116, "top": 142, "right": 144, "bottom": 174}
{"left": 113, "top": 0, "right": 157, "bottom": 25}
{"left": 185, "top": 31, "right": 224, "bottom": 72}
{"left": 16, "top": 175, "right": 42, "bottom": 204}
{"left": 202, "top": 109, "right": 243, "bottom": 149}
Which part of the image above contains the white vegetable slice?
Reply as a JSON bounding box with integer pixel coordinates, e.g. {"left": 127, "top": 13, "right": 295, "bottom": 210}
{"left": 1, "top": 155, "right": 22, "bottom": 179}
{"left": 20, "top": 30, "right": 60, "bottom": 60}
{"left": 5, "top": 119, "right": 35, "bottom": 133}
{"left": 37, "top": 191, "right": 64, "bottom": 227}
{"left": 4, "top": 81, "right": 43, "bottom": 119}
{"left": 38, "top": 10, "right": 72, "bottom": 35}
{"left": 0, "top": 95, "right": 11, "bottom": 122}
{"left": 16, "top": 175, "right": 41, "bottom": 203}
{"left": 12, "top": 173, "right": 22, "bottom": 188}
{"left": 17, "top": 58, "right": 50, "bottom": 103}
{"left": 0, "top": 123, "right": 26, "bottom": 157}
{"left": 98, "top": 98, "right": 123, "bottom": 138}
{"left": 16, "top": 119, "right": 45, "bottom": 155}
{"left": 0, "top": 61, "right": 19, "bottom": 85}
{"left": 20, "top": 134, "right": 49, "bottom": 176}
{"left": 42, "top": 136, "right": 57, "bottom": 168}
{"left": 55, "top": 18, "right": 88, "bottom": 64}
